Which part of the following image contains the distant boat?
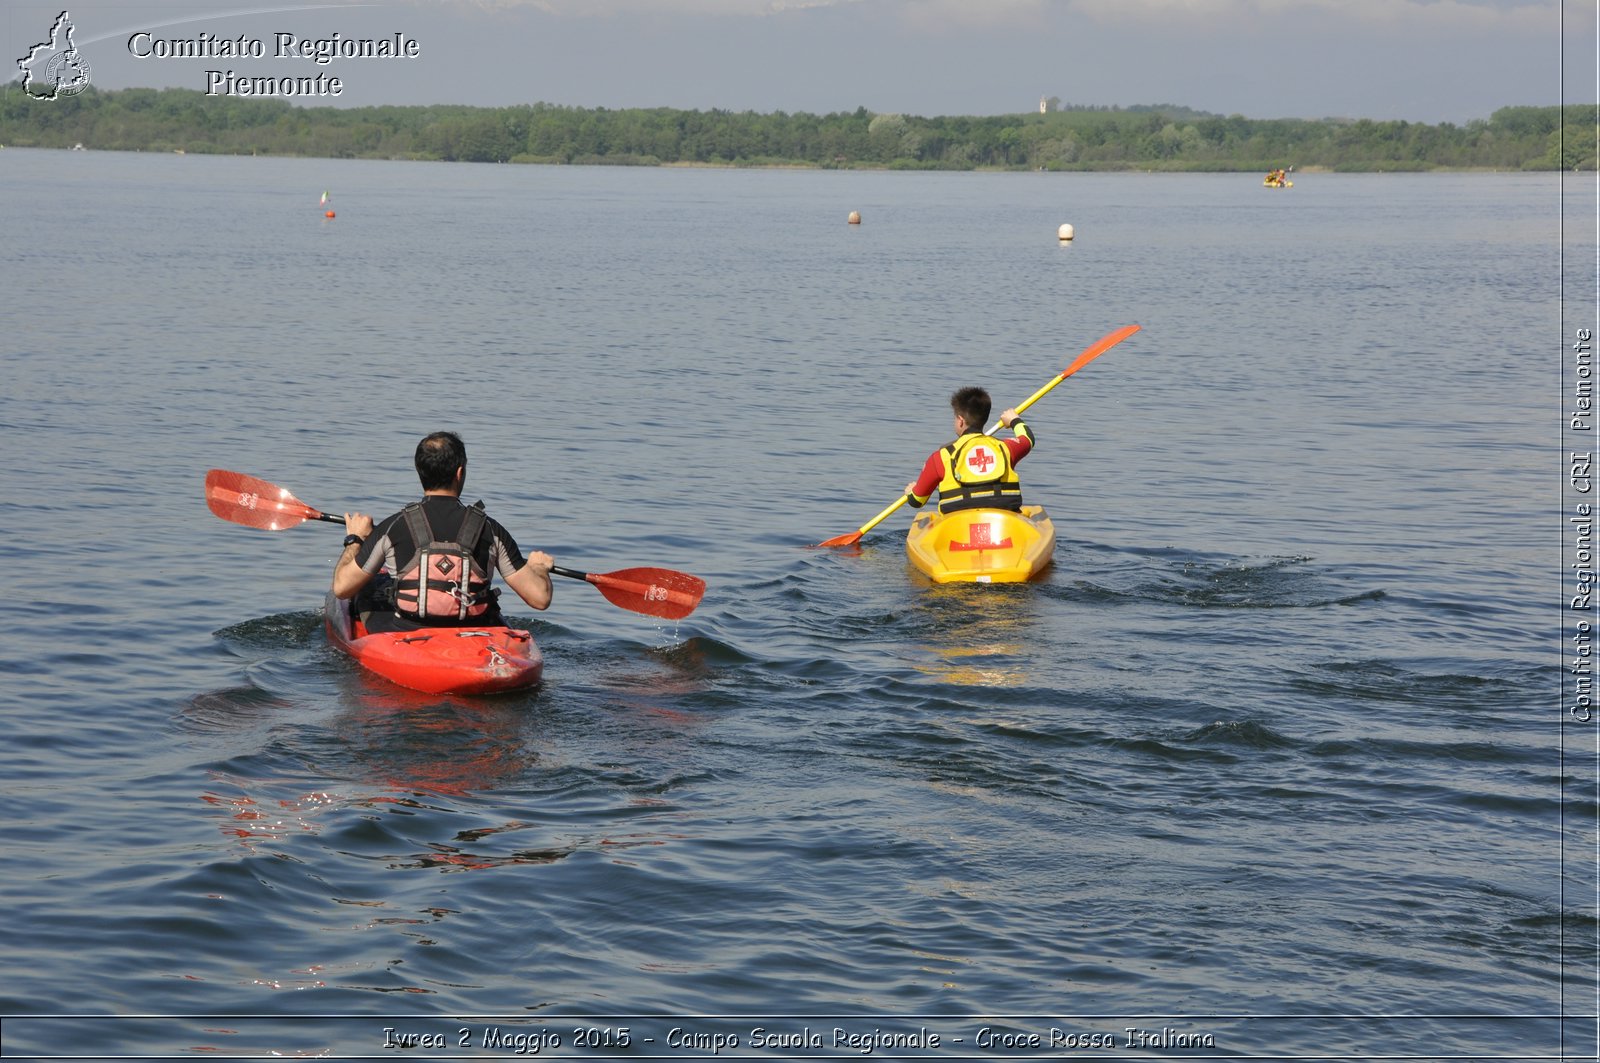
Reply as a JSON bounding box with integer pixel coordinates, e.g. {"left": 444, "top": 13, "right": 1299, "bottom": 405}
{"left": 70, "top": 142, "right": 84, "bottom": 151}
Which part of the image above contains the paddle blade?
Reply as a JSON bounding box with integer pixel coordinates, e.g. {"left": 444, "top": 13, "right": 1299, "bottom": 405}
{"left": 204, "top": 469, "right": 325, "bottom": 531}
{"left": 587, "top": 567, "right": 706, "bottom": 620}
{"left": 815, "top": 495, "right": 910, "bottom": 549}
{"left": 1059, "top": 322, "right": 1141, "bottom": 380}
{"left": 998, "top": 323, "right": 1143, "bottom": 430}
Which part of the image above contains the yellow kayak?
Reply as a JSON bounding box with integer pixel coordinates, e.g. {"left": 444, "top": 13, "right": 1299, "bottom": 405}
{"left": 906, "top": 505, "right": 1056, "bottom": 584}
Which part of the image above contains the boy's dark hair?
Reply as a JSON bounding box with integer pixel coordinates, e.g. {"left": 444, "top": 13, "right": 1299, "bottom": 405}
{"left": 415, "top": 431, "right": 467, "bottom": 491}
{"left": 950, "top": 387, "right": 992, "bottom": 431}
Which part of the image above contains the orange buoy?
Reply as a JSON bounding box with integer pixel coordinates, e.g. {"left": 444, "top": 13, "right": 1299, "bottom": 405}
{"left": 324, "top": 210, "right": 335, "bottom": 218}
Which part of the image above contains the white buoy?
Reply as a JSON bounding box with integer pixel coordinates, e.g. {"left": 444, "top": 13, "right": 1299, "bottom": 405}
{"left": 848, "top": 210, "right": 861, "bottom": 225}
{"left": 1057, "top": 223, "right": 1074, "bottom": 242}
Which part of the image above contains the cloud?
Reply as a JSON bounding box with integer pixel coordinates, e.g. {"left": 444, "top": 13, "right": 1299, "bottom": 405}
{"left": 420, "top": 0, "right": 1084, "bottom": 36}
{"left": 421, "top": 0, "right": 795, "bottom": 13}
{"left": 425, "top": 0, "right": 1037, "bottom": 19}
{"left": 66, "top": 4, "right": 383, "bottom": 49}
{"left": 464, "top": 0, "right": 1556, "bottom": 30}
{"left": 892, "top": 0, "right": 1049, "bottom": 30}
{"left": 1068, "top": 0, "right": 1558, "bottom": 32}
{"left": 413, "top": 0, "right": 1563, "bottom": 37}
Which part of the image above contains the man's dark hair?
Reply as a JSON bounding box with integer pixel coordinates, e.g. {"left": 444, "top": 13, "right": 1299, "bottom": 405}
{"left": 415, "top": 431, "right": 467, "bottom": 491}
{"left": 950, "top": 387, "right": 992, "bottom": 431}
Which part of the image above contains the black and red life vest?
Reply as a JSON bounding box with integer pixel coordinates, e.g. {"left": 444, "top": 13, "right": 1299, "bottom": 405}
{"left": 392, "top": 501, "right": 495, "bottom": 621}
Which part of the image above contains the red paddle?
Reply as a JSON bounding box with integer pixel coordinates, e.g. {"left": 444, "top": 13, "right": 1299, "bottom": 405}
{"left": 204, "top": 470, "right": 705, "bottom": 620}
{"left": 551, "top": 565, "right": 704, "bottom": 621}
{"left": 205, "top": 468, "right": 342, "bottom": 530}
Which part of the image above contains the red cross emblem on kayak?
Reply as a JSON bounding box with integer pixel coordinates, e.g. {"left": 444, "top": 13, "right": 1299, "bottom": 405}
{"left": 949, "top": 522, "right": 1014, "bottom": 552}
{"left": 966, "top": 446, "right": 996, "bottom": 474}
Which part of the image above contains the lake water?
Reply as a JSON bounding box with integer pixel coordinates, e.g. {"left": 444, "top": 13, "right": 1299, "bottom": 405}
{"left": 0, "top": 149, "right": 1589, "bottom": 1060}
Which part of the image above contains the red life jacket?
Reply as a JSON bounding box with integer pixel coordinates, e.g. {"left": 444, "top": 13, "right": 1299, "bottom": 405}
{"left": 392, "top": 501, "right": 494, "bottom": 621}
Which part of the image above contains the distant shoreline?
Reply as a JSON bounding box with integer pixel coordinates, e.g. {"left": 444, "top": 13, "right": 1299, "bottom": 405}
{"left": 0, "top": 144, "right": 1546, "bottom": 175}
{"left": 1, "top": 89, "right": 1587, "bottom": 171}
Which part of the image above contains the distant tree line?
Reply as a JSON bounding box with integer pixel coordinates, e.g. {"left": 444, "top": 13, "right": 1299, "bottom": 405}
{"left": 0, "top": 87, "right": 1590, "bottom": 171}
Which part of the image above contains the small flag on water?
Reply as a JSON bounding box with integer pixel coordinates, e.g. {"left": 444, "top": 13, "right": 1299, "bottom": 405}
{"left": 320, "top": 190, "right": 329, "bottom": 205}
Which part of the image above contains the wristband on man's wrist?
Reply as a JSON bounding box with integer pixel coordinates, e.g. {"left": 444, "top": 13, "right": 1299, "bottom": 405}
{"left": 342, "top": 534, "right": 365, "bottom": 548}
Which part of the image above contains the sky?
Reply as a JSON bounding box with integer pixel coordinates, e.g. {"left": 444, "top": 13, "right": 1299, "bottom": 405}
{"left": 4, "top": 0, "right": 1594, "bottom": 124}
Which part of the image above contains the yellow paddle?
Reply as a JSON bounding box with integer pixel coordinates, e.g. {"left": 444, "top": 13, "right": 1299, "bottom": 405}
{"left": 815, "top": 323, "right": 1141, "bottom": 548}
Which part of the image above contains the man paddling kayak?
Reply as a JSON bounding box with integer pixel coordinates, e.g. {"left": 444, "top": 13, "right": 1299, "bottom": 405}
{"left": 904, "top": 387, "right": 1033, "bottom": 515}
{"left": 332, "top": 431, "right": 555, "bottom": 633}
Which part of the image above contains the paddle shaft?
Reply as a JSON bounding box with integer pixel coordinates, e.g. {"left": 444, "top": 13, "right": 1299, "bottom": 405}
{"left": 321, "top": 518, "right": 696, "bottom": 612}
{"left": 986, "top": 322, "right": 1142, "bottom": 433}
{"left": 986, "top": 378, "right": 1061, "bottom": 434}
{"left": 326, "top": 532, "right": 630, "bottom": 594}
{"left": 205, "top": 469, "right": 703, "bottom": 618}
{"left": 550, "top": 565, "right": 593, "bottom": 582}
{"left": 839, "top": 496, "right": 912, "bottom": 544}
{"left": 263, "top": 511, "right": 622, "bottom": 590}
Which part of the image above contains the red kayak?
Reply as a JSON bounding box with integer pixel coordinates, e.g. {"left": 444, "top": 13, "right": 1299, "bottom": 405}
{"left": 323, "top": 593, "right": 543, "bottom": 695}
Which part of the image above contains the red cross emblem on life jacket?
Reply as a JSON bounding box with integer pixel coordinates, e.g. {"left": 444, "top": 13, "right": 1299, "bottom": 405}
{"left": 966, "top": 446, "right": 997, "bottom": 474}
